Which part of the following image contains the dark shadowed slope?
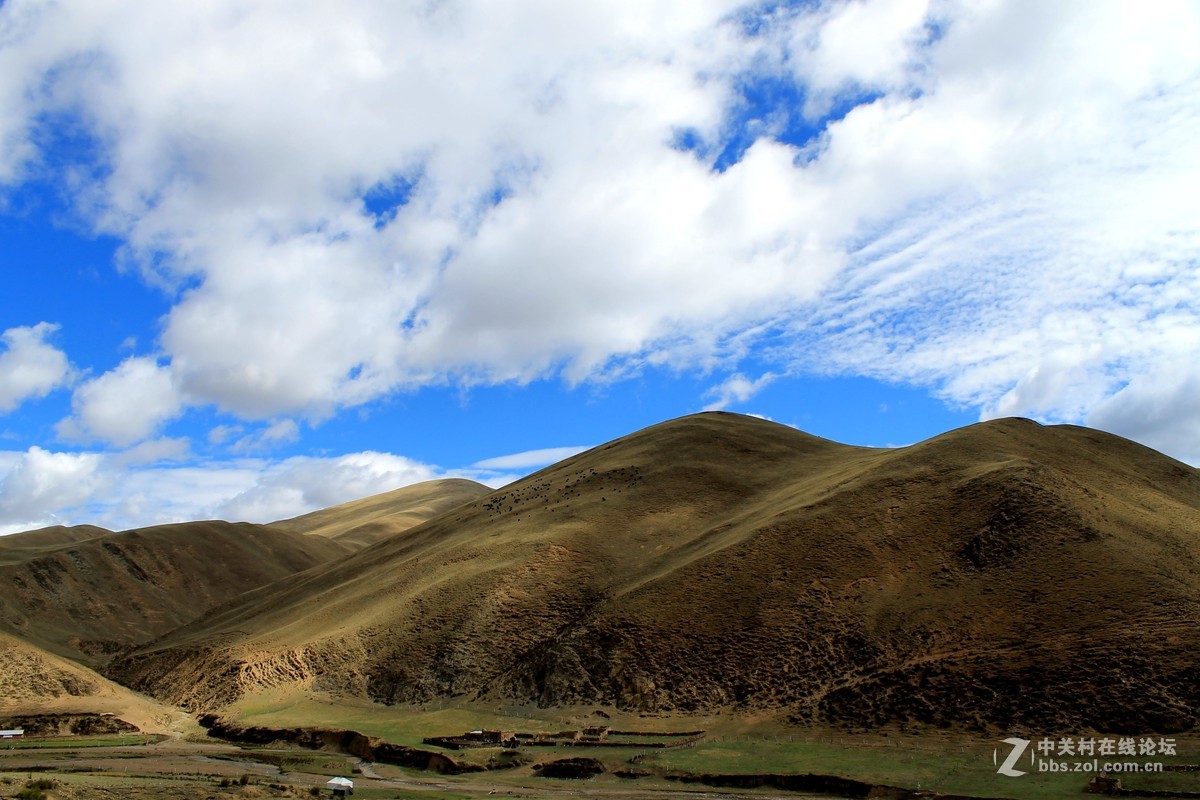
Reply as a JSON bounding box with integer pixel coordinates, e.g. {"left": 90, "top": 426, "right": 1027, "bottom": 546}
{"left": 269, "top": 478, "right": 491, "bottom": 548}
{"left": 107, "top": 413, "right": 1200, "bottom": 732}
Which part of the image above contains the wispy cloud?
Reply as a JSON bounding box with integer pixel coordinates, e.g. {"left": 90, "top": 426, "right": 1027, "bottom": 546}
{"left": 702, "top": 372, "right": 776, "bottom": 411}
{"left": 472, "top": 446, "right": 591, "bottom": 471}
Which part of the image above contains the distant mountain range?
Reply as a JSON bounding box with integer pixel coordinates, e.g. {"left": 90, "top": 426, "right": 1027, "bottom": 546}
{"left": 4, "top": 412, "right": 1198, "bottom": 733}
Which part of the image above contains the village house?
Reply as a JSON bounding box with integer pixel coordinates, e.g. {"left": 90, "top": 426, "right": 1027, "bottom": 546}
{"left": 325, "top": 775, "right": 354, "bottom": 797}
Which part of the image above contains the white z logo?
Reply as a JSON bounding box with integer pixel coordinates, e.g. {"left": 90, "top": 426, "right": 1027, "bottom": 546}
{"left": 994, "top": 737, "right": 1030, "bottom": 777}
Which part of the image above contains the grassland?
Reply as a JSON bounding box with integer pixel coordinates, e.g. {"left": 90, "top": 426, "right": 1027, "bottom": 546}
{"left": 645, "top": 734, "right": 1200, "bottom": 799}
{"left": 219, "top": 693, "right": 1200, "bottom": 800}
{"left": 2, "top": 734, "right": 162, "bottom": 749}
{"left": 1, "top": 713, "right": 1198, "bottom": 800}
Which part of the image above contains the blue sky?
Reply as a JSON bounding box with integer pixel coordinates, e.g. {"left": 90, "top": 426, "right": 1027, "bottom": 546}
{"left": 1, "top": 0, "right": 1198, "bottom": 533}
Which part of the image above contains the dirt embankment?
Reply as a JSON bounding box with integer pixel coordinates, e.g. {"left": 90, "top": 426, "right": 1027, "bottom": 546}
{"left": 533, "top": 757, "right": 606, "bottom": 778}
{"left": 0, "top": 713, "right": 138, "bottom": 736}
{"left": 199, "top": 716, "right": 482, "bottom": 774}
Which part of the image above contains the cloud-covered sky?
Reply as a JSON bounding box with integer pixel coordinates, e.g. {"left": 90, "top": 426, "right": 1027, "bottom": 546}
{"left": 1, "top": 0, "right": 1198, "bottom": 534}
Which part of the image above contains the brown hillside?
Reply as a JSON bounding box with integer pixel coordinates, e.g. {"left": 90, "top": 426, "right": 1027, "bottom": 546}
{"left": 109, "top": 413, "right": 1200, "bottom": 732}
{"left": 0, "top": 524, "right": 111, "bottom": 564}
{"left": 0, "top": 630, "right": 189, "bottom": 734}
{"left": 270, "top": 477, "right": 490, "bottom": 548}
{"left": 0, "top": 520, "right": 350, "bottom": 664}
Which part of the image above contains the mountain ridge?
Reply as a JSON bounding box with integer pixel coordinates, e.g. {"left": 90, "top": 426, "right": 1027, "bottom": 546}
{"left": 269, "top": 477, "right": 491, "bottom": 547}
{"left": 106, "top": 413, "right": 1200, "bottom": 732}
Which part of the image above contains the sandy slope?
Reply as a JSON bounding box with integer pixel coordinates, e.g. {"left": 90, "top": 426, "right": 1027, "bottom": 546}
{"left": 0, "top": 631, "right": 190, "bottom": 735}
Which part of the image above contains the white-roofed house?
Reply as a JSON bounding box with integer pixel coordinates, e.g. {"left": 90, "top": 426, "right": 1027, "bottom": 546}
{"left": 326, "top": 775, "right": 354, "bottom": 796}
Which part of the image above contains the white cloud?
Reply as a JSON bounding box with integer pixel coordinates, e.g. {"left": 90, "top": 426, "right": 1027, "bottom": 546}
{"left": 472, "top": 446, "right": 591, "bottom": 471}
{"left": 229, "top": 419, "right": 301, "bottom": 454}
{"left": 207, "top": 424, "right": 243, "bottom": 445}
{"left": 111, "top": 436, "right": 190, "bottom": 467}
{"left": 772, "top": 0, "right": 1200, "bottom": 461}
{"left": 58, "top": 357, "right": 184, "bottom": 447}
{"left": 216, "top": 451, "right": 439, "bottom": 523}
{"left": 0, "top": 446, "right": 105, "bottom": 533}
{"left": 105, "top": 462, "right": 264, "bottom": 530}
{"left": 0, "top": 445, "right": 455, "bottom": 534}
{"left": 785, "top": 0, "right": 933, "bottom": 114}
{"left": 0, "top": 323, "right": 73, "bottom": 413}
{"left": 702, "top": 372, "right": 776, "bottom": 411}
{"left": 0, "top": 0, "right": 1196, "bottom": 465}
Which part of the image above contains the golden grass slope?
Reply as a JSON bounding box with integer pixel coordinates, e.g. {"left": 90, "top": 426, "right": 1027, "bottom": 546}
{"left": 109, "top": 413, "right": 1200, "bottom": 732}
{"left": 269, "top": 477, "right": 490, "bottom": 548}
{"left": 0, "top": 520, "right": 350, "bottom": 665}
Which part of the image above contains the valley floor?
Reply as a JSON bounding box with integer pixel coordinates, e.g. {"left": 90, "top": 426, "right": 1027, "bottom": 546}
{"left": 0, "top": 736, "right": 845, "bottom": 800}
{"left": 4, "top": 724, "right": 1200, "bottom": 800}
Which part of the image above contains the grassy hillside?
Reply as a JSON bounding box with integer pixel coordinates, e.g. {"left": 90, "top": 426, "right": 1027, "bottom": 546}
{"left": 100, "top": 413, "right": 1200, "bottom": 731}
{"left": 0, "top": 520, "right": 351, "bottom": 664}
{"left": 0, "top": 525, "right": 111, "bottom": 564}
{"left": 270, "top": 478, "right": 490, "bottom": 548}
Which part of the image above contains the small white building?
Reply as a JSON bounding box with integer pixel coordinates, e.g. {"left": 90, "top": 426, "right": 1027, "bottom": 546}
{"left": 0, "top": 730, "right": 23, "bottom": 739}
{"left": 326, "top": 776, "right": 354, "bottom": 797}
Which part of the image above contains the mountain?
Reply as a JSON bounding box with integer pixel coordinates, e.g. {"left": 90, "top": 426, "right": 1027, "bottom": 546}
{"left": 269, "top": 478, "right": 490, "bottom": 547}
{"left": 0, "top": 520, "right": 350, "bottom": 664}
{"left": 0, "top": 524, "right": 111, "bottom": 563}
{"left": 0, "top": 480, "right": 488, "bottom": 731}
{"left": 109, "top": 412, "right": 1200, "bottom": 733}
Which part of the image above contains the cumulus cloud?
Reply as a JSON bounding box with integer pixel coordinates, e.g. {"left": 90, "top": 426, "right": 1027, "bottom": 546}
{"left": 1087, "top": 364, "right": 1200, "bottom": 464}
{"left": 58, "top": 357, "right": 183, "bottom": 446}
{"left": 0, "top": 0, "right": 1196, "bottom": 467}
{"left": 0, "top": 323, "right": 73, "bottom": 413}
{"left": 216, "top": 451, "right": 440, "bottom": 523}
{"left": 0, "top": 446, "right": 105, "bottom": 533}
{"left": 785, "top": 0, "right": 933, "bottom": 114}
{"left": 0, "top": 445, "right": 456, "bottom": 534}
